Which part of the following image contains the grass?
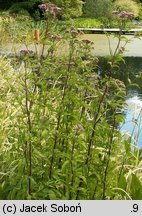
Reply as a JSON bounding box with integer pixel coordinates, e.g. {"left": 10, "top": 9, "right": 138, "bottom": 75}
{"left": 66, "top": 17, "right": 135, "bottom": 29}
{"left": 73, "top": 17, "right": 103, "bottom": 28}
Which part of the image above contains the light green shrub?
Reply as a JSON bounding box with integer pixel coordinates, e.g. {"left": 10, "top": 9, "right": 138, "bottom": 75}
{"left": 74, "top": 18, "right": 103, "bottom": 28}
{"left": 114, "top": 0, "right": 140, "bottom": 17}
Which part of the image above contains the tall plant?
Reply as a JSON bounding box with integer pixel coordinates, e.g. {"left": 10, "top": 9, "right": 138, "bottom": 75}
{"left": 1, "top": 4, "right": 142, "bottom": 200}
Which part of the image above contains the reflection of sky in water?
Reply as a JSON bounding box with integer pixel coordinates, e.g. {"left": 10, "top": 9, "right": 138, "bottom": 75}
{"left": 121, "top": 95, "right": 142, "bottom": 147}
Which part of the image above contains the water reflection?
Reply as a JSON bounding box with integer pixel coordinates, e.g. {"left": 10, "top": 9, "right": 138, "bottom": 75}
{"left": 121, "top": 94, "right": 142, "bottom": 147}
{"left": 98, "top": 57, "right": 142, "bottom": 147}
{"left": 80, "top": 34, "right": 142, "bottom": 57}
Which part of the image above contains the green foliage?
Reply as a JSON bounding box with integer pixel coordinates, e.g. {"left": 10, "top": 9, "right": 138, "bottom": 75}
{"left": 49, "top": 0, "right": 83, "bottom": 19}
{"left": 0, "top": 49, "right": 128, "bottom": 199}
{"left": 0, "top": 10, "right": 142, "bottom": 200}
{"left": 9, "top": 1, "right": 35, "bottom": 12}
{"left": 8, "top": 0, "right": 83, "bottom": 20}
{"left": 74, "top": 18, "right": 103, "bottom": 28}
{"left": 83, "top": 0, "right": 114, "bottom": 18}
{"left": 72, "top": 17, "right": 134, "bottom": 29}
{"left": 114, "top": 0, "right": 140, "bottom": 17}
{"left": 138, "top": 3, "right": 142, "bottom": 19}
{"left": 0, "top": 15, "right": 34, "bottom": 46}
{"left": 10, "top": 1, "right": 48, "bottom": 21}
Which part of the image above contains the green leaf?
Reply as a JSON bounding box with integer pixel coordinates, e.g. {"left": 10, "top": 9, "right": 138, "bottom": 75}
{"left": 130, "top": 174, "right": 142, "bottom": 200}
{"left": 62, "top": 160, "right": 70, "bottom": 172}
{"left": 118, "top": 174, "right": 127, "bottom": 191}
{"left": 33, "top": 149, "right": 45, "bottom": 159}
{"left": 48, "top": 190, "right": 57, "bottom": 200}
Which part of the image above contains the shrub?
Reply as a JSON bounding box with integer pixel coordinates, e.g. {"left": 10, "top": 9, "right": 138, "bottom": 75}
{"left": 9, "top": 1, "right": 52, "bottom": 20}
{"left": 9, "top": 1, "right": 37, "bottom": 14}
{"left": 8, "top": 0, "right": 83, "bottom": 20}
{"left": 114, "top": 0, "right": 140, "bottom": 17}
{"left": 83, "top": 0, "right": 113, "bottom": 19}
{"left": 137, "top": 3, "right": 142, "bottom": 19}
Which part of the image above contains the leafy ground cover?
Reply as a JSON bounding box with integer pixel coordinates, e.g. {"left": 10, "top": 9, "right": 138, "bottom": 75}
{"left": 74, "top": 17, "right": 141, "bottom": 29}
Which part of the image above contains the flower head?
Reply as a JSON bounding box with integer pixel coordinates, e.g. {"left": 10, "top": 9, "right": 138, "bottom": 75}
{"left": 81, "top": 39, "right": 94, "bottom": 45}
{"left": 20, "top": 50, "right": 34, "bottom": 55}
{"left": 112, "top": 11, "right": 134, "bottom": 19}
{"left": 64, "top": 61, "right": 76, "bottom": 67}
{"left": 47, "top": 33, "right": 62, "bottom": 41}
{"left": 38, "top": 3, "right": 63, "bottom": 18}
{"left": 115, "top": 79, "right": 126, "bottom": 88}
{"left": 76, "top": 124, "right": 84, "bottom": 132}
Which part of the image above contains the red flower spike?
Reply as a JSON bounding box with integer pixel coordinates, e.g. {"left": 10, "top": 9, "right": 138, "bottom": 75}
{"left": 35, "top": 29, "right": 39, "bottom": 44}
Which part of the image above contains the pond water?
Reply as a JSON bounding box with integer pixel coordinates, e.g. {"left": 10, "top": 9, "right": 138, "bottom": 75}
{"left": 80, "top": 33, "right": 142, "bottom": 148}
{"left": 121, "top": 93, "right": 142, "bottom": 147}
{"left": 98, "top": 56, "right": 142, "bottom": 147}
{"left": 80, "top": 33, "right": 142, "bottom": 57}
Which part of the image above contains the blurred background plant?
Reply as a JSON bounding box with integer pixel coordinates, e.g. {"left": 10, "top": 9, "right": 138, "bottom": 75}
{"left": 83, "top": 0, "right": 114, "bottom": 19}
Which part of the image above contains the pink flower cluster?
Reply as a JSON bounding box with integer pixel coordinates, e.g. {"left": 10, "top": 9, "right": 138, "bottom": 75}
{"left": 47, "top": 33, "right": 62, "bottom": 41}
{"left": 20, "top": 50, "right": 34, "bottom": 55}
{"left": 81, "top": 39, "right": 94, "bottom": 45}
{"left": 76, "top": 124, "right": 84, "bottom": 132}
{"left": 38, "top": 3, "right": 63, "bottom": 18}
{"left": 112, "top": 11, "right": 134, "bottom": 19}
{"left": 115, "top": 79, "right": 126, "bottom": 88}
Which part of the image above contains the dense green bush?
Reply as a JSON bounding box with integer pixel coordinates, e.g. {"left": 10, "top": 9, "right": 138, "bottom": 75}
{"left": 9, "top": 1, "right": 42, "bottom": 19}
{"left": 8, "top": 0, "right": 83, "bottom": 20}
{"left": 137, "top": 3, "right": 142, "bottom": 19}
{"left": 83, "top": 0, "right": 113, "bottom": 18}
{"left": 0, "top": 0, "right": 30, "bottom": 9}
{"left": 9, "top": 1, "right": 34, "bottom": 13}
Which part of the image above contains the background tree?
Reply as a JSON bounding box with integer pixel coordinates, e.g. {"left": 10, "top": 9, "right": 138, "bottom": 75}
{"left": 83, "top": 0, "right": 114, "bottom": 18}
